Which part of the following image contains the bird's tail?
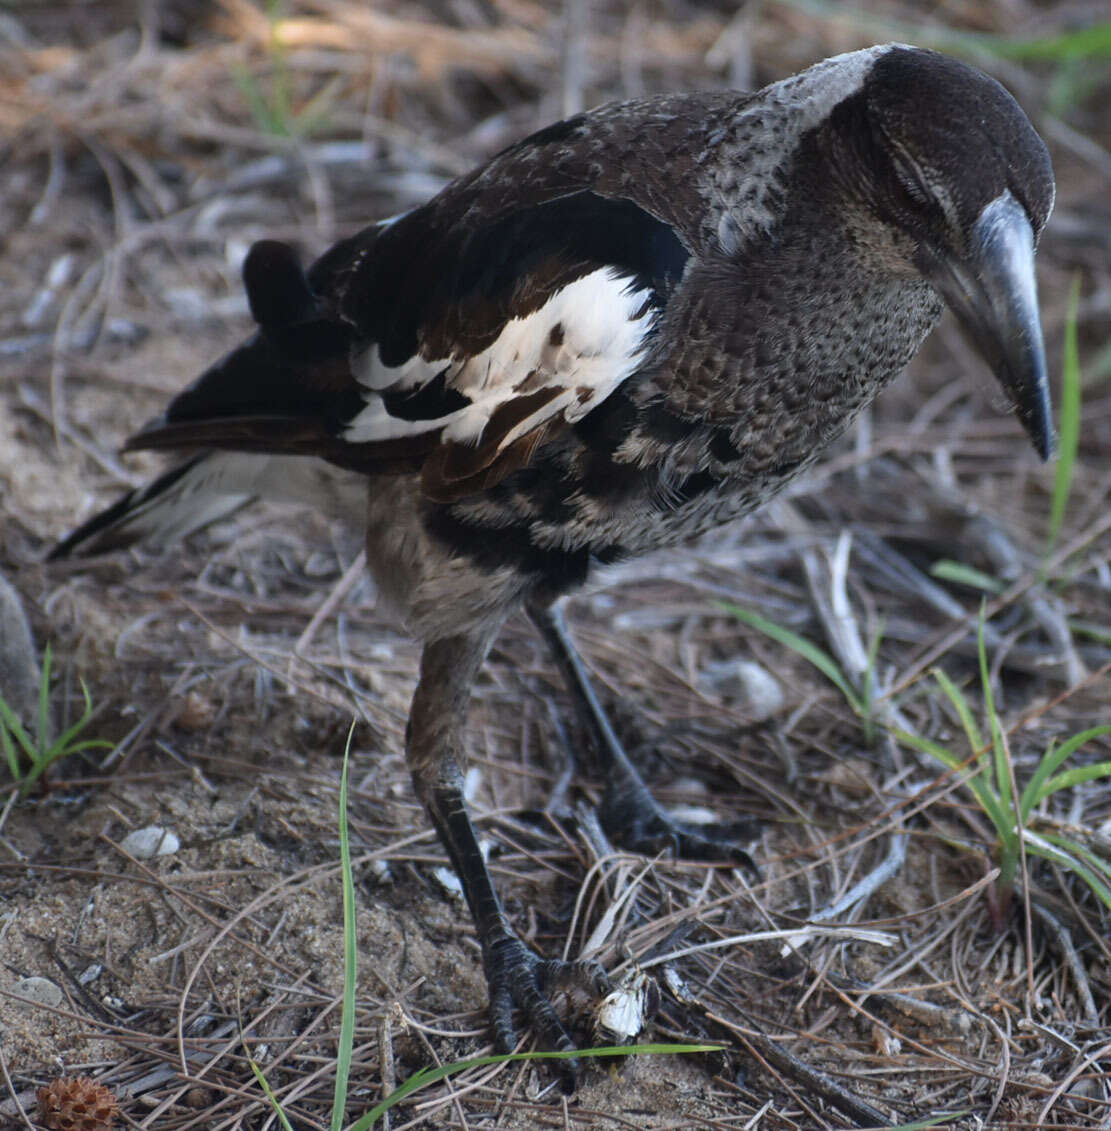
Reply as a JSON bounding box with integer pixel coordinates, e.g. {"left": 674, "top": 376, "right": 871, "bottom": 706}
{"left": 50, "top": 237, "right": 378, "bottom": 561}
{"left": 49, "top": 451, "right": 367, "bottom": 560}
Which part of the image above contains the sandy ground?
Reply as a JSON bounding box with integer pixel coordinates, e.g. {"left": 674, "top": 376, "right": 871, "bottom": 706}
{"left": 2, "top": 2, "right": 1110, "bottom": 1128}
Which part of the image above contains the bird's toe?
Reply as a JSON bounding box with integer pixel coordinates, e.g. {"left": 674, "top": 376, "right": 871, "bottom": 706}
{"left": 485, "top": 933, "right": 609, "bottom": 1092}
{"left": 600, "top": 783, "right": 760, "bottom": 873}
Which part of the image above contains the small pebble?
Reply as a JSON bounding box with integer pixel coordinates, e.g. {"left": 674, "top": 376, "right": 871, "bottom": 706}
{"left": 121, "top": 826, "right": 180, "bottom": 859}
{"left": 431, "top": 866, "right": 463, "bottom": 900}
{"left": 174, "top": 692, "right": 216, "bottom": 732}
{"left": 12, "top": 976, "right": 64, "bottom": 1008}
{"left": 184, "top": 1086, "right": 214, "bottom": 1109}
{"left": 368, "top": 858, "right": 393, "bottom": 883}
{"left": 667, "top": 803, "right": 720, "bottom": 826}
{"left": 462, "top": 766, "right": 483, "bottom": 803}
{"left": 431, "top": 838, "right": 489, "bottom": 900}
{"left": 699, "top": 658, "right": 784, "bottom": 720}
{"left": 872, "top": 1024, "right": 902, "bottom": 1057}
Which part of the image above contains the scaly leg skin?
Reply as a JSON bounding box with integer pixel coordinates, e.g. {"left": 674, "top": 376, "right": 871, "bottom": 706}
{"left": 529, "top": 599, "right": 760, "bottom": 870}
{"left": 409, "top": 633, "right": 609, "bottom": 1091}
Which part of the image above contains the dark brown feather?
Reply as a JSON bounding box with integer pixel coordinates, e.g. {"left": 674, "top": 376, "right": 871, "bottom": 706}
{"left": 125, "top": 417, "right": 433, "bottom": 477}
{"left": 421, "top": 421, "right": 555, "bottom": 503}
{"left": 417, "top": 388, "right": 565, "bottom": 500}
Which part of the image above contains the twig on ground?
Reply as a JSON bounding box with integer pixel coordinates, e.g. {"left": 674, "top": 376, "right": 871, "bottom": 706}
{"left": 1031, "top": 901, "right": 1100, "bottom": 1026}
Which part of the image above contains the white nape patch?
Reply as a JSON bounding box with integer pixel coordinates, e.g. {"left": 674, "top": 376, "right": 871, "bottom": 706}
{"left": 344, "top": 267, "right": 656, "bottom": 450}
{"left": 712, "top": 44, "right": 899, "bottom": 244}
{"left": 764, "top": 44, "right": 899, "bottom": 126}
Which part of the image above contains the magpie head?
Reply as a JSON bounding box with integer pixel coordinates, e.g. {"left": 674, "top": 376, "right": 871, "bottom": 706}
{"left": 826, "top": 46, "right": 1056, "bottom": 458}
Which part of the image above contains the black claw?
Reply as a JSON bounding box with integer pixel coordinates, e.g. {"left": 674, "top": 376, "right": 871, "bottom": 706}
{"left": 490, "top": 983, "right": 518, "bottom": 1055}
{"left": 483, "top": 932, "right": 607, "bottom": 1091}
{"left": 600, "top": 780, "right": 761, "bottom": 876}
{"left": 557, "top": 1060, "right": 578, "bottom": 1095}
{"left": 539, "top": 956, "right": 612, "bottom": 1000}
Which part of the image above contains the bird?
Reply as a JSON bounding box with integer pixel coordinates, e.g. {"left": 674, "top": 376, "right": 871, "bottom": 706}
{"left": 52, "top": 44, "right": 1054, "bottom": 1086}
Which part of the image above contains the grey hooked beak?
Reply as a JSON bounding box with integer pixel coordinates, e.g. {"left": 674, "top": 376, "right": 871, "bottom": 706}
{"left": 919, "top": 191, "right": 1055, "bottom": 460}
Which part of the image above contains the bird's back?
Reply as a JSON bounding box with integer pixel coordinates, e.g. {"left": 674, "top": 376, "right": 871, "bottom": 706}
{"left": 54, "top": 45, "right": 1052, "bottom": 607}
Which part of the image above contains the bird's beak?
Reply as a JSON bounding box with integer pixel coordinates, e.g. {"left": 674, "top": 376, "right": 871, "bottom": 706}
{"left": 918, "top": 191, "right": 1055, "bottom": 460}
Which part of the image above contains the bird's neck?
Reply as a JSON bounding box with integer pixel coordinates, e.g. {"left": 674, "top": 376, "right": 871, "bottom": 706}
{"left": 652, "top": 218, "right": 943, "bottom": 489}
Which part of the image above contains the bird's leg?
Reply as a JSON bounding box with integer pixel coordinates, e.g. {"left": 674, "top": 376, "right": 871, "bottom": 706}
{"left": 408, "top": 633, "right": 609, "bottom": 1089}
{"left": 528, "top": 599, "right": 758, "bottom": 867}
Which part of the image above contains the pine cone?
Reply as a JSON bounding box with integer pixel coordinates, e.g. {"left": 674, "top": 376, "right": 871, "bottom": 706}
{"left": 36, "top": 1076, "right": 118, "bottom": 1131}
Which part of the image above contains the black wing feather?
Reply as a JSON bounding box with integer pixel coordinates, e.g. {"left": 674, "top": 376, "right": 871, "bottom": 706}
{"left": 124, "top": 94, "right": 713, "bottom": 497}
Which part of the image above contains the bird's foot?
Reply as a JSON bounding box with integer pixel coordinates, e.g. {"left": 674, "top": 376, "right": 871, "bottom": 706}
{"left": 485, "top": 931, "right": 610, "bottom": 1092}
{"left": 600, "top": 778, "right": 760, "bottom": 873}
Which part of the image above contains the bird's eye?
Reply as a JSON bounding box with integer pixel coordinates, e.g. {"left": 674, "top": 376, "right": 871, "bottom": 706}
{"left": 891, "top": 170, "right": 930, "bottom": 212}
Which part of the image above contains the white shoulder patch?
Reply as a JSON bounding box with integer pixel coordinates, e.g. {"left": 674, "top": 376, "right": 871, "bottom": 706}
{"left": 344, "top": 267, "right": 656, "bottom": 451}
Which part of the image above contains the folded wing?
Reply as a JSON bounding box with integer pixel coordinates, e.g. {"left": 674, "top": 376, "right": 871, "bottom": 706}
{"left": 130, "top": 183, "right": 691, "bottom": 503}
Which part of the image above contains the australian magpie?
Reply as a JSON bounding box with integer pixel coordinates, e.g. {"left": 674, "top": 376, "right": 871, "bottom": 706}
{"left": 52, "top": 44, "right": 1055, "bottom": 1085}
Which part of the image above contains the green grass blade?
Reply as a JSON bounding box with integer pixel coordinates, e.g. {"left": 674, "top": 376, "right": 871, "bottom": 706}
{"left": 1068, "top": 620, "right": 1111, "bottom": 645}
{"left": 930, "top": 560, "right": 1003, "bottom": 593}
{"left": 1047, "top": 853, "right": 1111, "bottom": 908}
{"left": 248, "top": 1057, "right": 296, "bottom": 1131}
{"left": 886, "top": 1115, "right": 970, "bottom": 1131}
{"left": 16, "top": 679, "right": 110, "bottom": 796}
{"left": 15, "top": 759, "right": 49, "bottom": 797}
{"left": 1039, "top": 834, "right": 1111, "bottom": 886}
{"left": 0, "top": 695, "right": 35, "bottom": 760}
{"left": 1038, "top": 762, "right": 1111, "bottom": 798}
{"left": 930, "top": 663, "right": 1016, "bottom": 849}
{"left": 351, "top": 1043, "right": 724, "bottom": 1131}
{"left": 892, "top": 728, "right": 1011, "bottom": 839}
{"left": 17, "top": 745, "right": 105, "bottom": 795}
{"left": 977, "top": 611, "right": 1011, "bottom": 813}
{"left": 1047, "top": 836, "right": 1111, "bottom": 885}
{"left": 718, "top": 602, "right": 865, "bottom": 715}
{"left": 37, "top": 643, "right": 51, "bottom": 752}
{"left": 331, "top": 722, "right": 358, "bottom": 1131}
{"left": 60, "top": 738, "right": 113, "bottom": 753}
{"left": 893, "top": 728, "right": 964, "bottom": 771}
{"left": 932, "top": 668, "right": 984, "bottom": 756}
{"left": 1, "top": 715, "right": 19, "bottom": 782}
{"left": 983, "top": 22, "right": 1111, "bottom": 60}
{"left": 1024, "top": 832, "right": 1111, "bottom": 910}
{"left": 1046, "top": 277, "right": 1082, "bottom": 557}
{"left": 1020, "top": 726, "right": 1111, "bottom": 821}
{"left": 43, "top": 681, "right": 103, "bottom": 750}
{"left": 775, "top": 2, "right": 1111, "bottom": 62}
{"left": 232, "top": 66, "right": 286, "bottom": 137}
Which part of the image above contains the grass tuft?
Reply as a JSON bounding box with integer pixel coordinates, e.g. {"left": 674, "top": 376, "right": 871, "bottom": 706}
{"left": 896, "top": 613, "right": 1111, "bottom": 920}
{"left": 233, "top": 0, "right": 334, "bottom": 138}
{"left": 724, "top": 600, "right": 1111, "bottom": 920}
{"left": 1, "top": 644, "right": 112, "bottom": 799}
{"left": 929, "top": 560, "right": 1004, "bottom": 594}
